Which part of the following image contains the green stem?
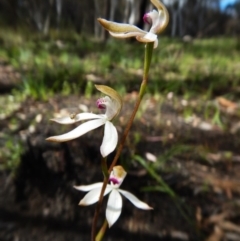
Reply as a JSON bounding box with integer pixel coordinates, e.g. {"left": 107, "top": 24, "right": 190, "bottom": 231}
{"left": 143, "top": 43, "right": 154, "bottom": 81}
{"left": 95, "top": 219, "right": 108, "bottom": 241}
{"left": 91, "top": 42, "right": 154, "bottom": 241}
{"left": 101, "top": 157, "right": 109, "bottom": 179}
{"left": 108, "top": 43, "right": 153, "bottom": 173}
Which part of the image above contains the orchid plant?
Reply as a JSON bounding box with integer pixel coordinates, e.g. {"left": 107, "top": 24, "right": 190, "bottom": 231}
{"left": 47, "top": 0, "right": 168, "bottom": 240}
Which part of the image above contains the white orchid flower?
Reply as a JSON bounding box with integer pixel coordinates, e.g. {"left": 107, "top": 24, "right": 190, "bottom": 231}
{"left": 98, "top": 0, "right": 169, "bottom": 49}
{"left": 46, "top": 85, "right": 122, "bottom": 157}
{"left": 74, "top": 166, "right": 152, "bottom": 227}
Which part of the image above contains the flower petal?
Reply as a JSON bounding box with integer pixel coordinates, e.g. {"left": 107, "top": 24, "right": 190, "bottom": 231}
{"left": 109, "top": 30, "right": 146, "bottom": 39}
{"left": 95, "top": 85, "right": 122, "bottom": 119}
{"left": 74, "top": 182, "right": 104, "bottom": 192}
{"left": 46, "top": 118, "right": 106, "bottom": 142}
{"left": 148, "top": 10, "right": 163, "bottom": 34}
{"left": 136, "top": 32, "right": 157, "bottom": 42}
{"left": 79, "top": 186, "right": 112, "bottom": 206}
{"left": 150, "top": 0, "right": 169, "bottom": 34}
{"left": 106, "top": 189, "right": 122, "bottom": 227}
{"left": 153, "top": 39, "right": 158, "bottom": 48}
{"left": 51, "top": 113, "right": 102, "bottom": 125}
{"left": 109, "top": 166, "right": 127, "bottom": 188}
{"left": 100, "top": 121, "right": 118, "bottom": 157}
{"left": 98, "top": 18, "right": 147, "bottom": 35}
{"left": 136, "top": 33, "right": 158, "bottom": 48}
{"left": 119, "top": 189, "right": 153, "bottom": 210}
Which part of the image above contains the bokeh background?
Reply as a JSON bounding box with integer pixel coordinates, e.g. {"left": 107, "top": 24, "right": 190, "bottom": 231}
{"left": 1, "top": 1, "right": 240, "bottom": 241}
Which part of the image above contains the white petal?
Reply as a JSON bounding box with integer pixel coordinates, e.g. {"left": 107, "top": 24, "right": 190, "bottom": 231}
{"left": 136, "top": 32, "right": 157, "bottom": 42}
{"left": 119, "top": 189, "right": 153, "bottom": 210}
{"left": 79, "top": 186, "right": 112, "bottom": 206}
{"left": 74, "top": 182, "right": 104, "bottom": 192}
{"left": 100, "top": 121, "right": 118, "bottom": 157}
{"left": 136, "top": 33, "right": 158, "bottom": 48}
{"left": 153, "top": 39, "right": 158, "bottom": 48}
{"left": 46, "top": 118, "right": 106, "bottom": 142}
{"left": 106, "top": 189, "right": 122, "bottom": 227}
{"left": 51, "top": 113, "right": 102, "bottom": 125}
{"left": 148, "top": 9, "right": 163, "bottom": 34}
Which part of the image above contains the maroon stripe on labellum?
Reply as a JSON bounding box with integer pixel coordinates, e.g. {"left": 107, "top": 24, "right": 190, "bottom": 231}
{"left": 96, "top": 99, "right": 106, "bottom": 109}
{"left": 109, "top": 177, "right": 119, "bottom": 185}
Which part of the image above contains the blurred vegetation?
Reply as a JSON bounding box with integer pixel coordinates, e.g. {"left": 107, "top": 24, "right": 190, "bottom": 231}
{"left": 1, "top": 29, "right": 240, "bottom": 176}
{"left": 0, "top": 135, "right": 23, "bottom": 173}
{"left": 0, "top": 29, "right": 240, "bottom": 101}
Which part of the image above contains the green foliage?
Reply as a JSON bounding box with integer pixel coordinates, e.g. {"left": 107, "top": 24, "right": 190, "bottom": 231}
{"left": 133, "top": 145, "right": 192, "bottom": 196}
{"left": 133, "top": 151, "right": 195, "bottom": 227}
{"left": 0, "top": 29, "right": 239, "bottom": 102}
{"left": 0, "top": 136, "right": 24, "bottom": 173}
{"left": 84, "top": 81, "right": 94, "bottom": 98}
{"left": 133, "top": 154, "right": 176, "bottom": 197}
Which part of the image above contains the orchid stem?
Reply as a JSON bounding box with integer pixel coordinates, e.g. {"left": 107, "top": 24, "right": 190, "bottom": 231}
{"left": 95, "top": 219, "right": 108, "bottom": 241}
{"left": 91, "top": 42, "right": 154, "bottom": 241}
{"left": 101, "top": 157, "right": 109, "bottom": 179}
{"left": 109, "top": 42, "right": 153, "bottom": 172}
{"left": 91, "top": 157, "right": 108, "bottom": 241}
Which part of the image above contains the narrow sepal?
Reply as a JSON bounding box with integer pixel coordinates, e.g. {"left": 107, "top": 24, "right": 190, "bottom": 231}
{"left": 79, "top": 186, "right": 112, "bottom": 206}
{"left": 150, "top": 0, "right": 169, "bottom": 33}
{"left": 119, "top": 189, "right": 153, "bottom": 210}
{"left": 50, "top": 113, "right": 102, "bottom": 125}
{"left": 100, "top": 121, "right": 118, "bottom": 157}
{"left": 74, "top": 183, "right": 104, "bottom": 192}
{"left": 98, "top": 18, "right": 146, "bottom": 35}
{"left": 46, "top": 118, "right": 105, "bottom": 142}
{"left": 106, "top": 189, "right": 122, "bottom": 227}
